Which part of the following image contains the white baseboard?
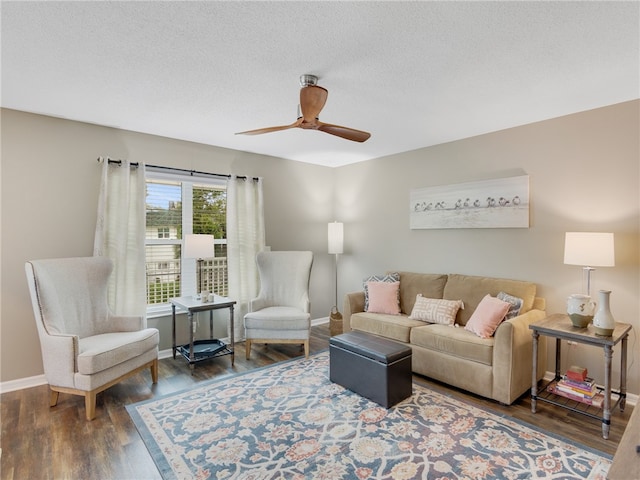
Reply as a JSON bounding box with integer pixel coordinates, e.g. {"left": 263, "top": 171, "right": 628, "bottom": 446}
{"left": 312, "top": 316, "right": 329, "bottom": 326}
{"left": 0, "top": 374, "right": 48, "bottom": 394}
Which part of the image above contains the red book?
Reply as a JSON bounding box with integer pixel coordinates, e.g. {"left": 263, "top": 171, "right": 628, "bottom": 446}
{"left": 566, "top": 365, "right": 588, "bottom": 382}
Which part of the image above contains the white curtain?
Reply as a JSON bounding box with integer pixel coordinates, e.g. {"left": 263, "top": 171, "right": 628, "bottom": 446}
{"left": 93, "top": 159, "right": 147, "bottom": 318}
{"left": 226, "top": 176, "right": 265, "bottom": 341}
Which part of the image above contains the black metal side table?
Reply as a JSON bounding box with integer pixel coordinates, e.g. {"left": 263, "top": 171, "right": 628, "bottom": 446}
{"left": 170, "top": 295, "right": 236, "bottom": 371}
{"left": 530, "top": 313, "right": 631, "bottom": 439}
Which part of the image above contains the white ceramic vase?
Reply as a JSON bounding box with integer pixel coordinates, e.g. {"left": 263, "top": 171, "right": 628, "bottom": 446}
{"left": 566, "top": 293, "right": 595, "bottom": 328}
{"left": 593, "top": 290, "right": 615, "bottom": 336}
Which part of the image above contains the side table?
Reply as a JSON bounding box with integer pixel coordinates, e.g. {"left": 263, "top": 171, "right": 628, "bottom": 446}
{"left": 170, "top": 295, "right": 236, "bottom": 371}
{"left": 529, "top": 313, "right": 631, "bottom": 439}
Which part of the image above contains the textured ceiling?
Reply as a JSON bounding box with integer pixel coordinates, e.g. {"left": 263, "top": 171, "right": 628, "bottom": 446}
{"left": 2, "top": 1, "right": 638, "bottom": 167}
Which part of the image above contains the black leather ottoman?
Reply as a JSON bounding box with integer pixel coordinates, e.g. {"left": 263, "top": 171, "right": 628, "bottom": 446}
{"left": 330, "top": 331, "right": 412, "bottom": 408}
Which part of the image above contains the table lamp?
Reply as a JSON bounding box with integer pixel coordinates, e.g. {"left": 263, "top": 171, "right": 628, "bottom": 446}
{"left": 563, "top": 232, "right": 614, "bottom": 328}
{"left": 184, "top": 234, "right": 215, "bottom": 297}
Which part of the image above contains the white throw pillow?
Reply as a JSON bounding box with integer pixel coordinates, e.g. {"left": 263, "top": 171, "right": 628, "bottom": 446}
{"left": 409, "top": 294, "right": 464, "bottom": 325}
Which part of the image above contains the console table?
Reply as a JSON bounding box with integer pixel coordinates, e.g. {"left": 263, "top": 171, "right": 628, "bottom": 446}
{"left": 530, "top": 314, "right": 631, "bottom": 439}
{"left": 170, "top": 295, "right": 236, "bottom": 370}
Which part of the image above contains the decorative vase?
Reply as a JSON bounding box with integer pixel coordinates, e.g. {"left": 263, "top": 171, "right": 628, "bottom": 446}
{"left": 593, "top": 290, "right": 615, "bottom": 336}
{"left": 566, "top": 294, "right": 595, "bottom": 328}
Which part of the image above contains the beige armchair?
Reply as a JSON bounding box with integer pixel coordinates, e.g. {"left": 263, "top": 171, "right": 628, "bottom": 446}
{"left": 244, "top": 251, "right": 313, "bottom": 360}
{"left": 25, "top": 257, "right": 159, "bottom": 420}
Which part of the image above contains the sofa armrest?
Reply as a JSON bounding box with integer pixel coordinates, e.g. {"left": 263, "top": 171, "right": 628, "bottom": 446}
{"left": 343, "top": 291, "right": 365, "bottom": 332}
{"left": 492, "top": 308, "right": 547, "bottom": 404}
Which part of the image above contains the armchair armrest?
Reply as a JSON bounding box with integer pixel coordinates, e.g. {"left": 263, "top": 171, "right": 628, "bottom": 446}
{"left": 492, "top": 308, "right": 547, "bottom": 404}
{"left": 109, "top": 314, "right": 145, "bottom": 332}
{"left": 40, "top": 333, "right": 79, "bottom": 389}
{"left": 343, "top": 291, "right": 365, "bottom": 332}
{"left": 249, "top": 297, "right": 268, "bottom": 312}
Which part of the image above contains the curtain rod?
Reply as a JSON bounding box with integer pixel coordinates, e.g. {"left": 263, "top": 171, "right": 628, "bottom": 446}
{"left": 96, "top": 157, "right": 259, "bottom": 181}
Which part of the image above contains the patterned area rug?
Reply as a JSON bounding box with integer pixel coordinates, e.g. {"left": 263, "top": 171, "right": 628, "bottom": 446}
{"left": 127, "top": 351, "right": 611, "bottom": 480}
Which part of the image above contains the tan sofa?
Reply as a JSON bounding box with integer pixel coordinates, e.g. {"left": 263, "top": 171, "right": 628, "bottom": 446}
{"left": 343, "top": 272, "right": 547, "bottom": 405}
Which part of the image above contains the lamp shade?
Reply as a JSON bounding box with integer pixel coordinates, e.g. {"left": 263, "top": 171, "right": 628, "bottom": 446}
{"left": 564, "top": 232, "right": 614, "bottom": 267}
{"left": 184, "top": 234, "right": 215, "bottom": 259}
{"left": 328, "top": 222, "right": 344, "bottom": 254}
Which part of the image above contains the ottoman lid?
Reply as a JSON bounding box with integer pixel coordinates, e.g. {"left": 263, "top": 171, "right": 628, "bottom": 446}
{"left": 330, "top": 331, "right": 411, "bottom": 364}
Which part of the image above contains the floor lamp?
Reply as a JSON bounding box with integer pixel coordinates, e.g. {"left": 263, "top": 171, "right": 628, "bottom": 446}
{"left": 184, "top": 234, "right": 215, "bottom": 299}
{"left": 328, "top": 222, "right": 343, "bottom": 335}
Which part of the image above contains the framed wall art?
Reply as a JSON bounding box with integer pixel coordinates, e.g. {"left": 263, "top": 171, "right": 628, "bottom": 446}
{"left": 410, "top": 175, "right": 529, "bottom": 229}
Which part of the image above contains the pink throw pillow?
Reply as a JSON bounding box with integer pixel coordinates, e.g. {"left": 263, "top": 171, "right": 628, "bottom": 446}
{"left": 464, "top": 294, "right": 511, "bottom": 338}
{"left": 366, "top": 281, "right": 401, "bottom": 315}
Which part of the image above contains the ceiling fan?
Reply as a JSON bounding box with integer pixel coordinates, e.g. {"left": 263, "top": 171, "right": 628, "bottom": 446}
{"left": 235, "top": 74, "right": 371, "bottom": 143}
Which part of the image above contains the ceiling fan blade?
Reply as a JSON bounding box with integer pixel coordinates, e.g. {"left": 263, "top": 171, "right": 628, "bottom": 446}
{"left": 300, "top": 85, "right": 328, "bottom": 122}
{"left": 235, "top": 119, "right": 301, "bottom": 136}
{"left": 317, "top": 121, "right": 371, "bottom": 143}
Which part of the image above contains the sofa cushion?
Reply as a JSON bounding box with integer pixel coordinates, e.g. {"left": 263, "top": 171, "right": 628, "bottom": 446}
{"left": 397, "top": 272, "right": 448, "bottom": 315}
{"left": 363, "top": 272, "right": 400, "bottom": 311}
{"left": 351, "top": 312, "right": 424, "bottom": 343}
{"left": 410, "top": 324, "right": 494, "bottom": 366}
{"left": 497, "top": 291, "right": 524, "bottom": 320}
{"left": 464, "top": 294, "right": 511, "bottom": 338}
{"left": 409, "top": 295, "right": 464, "bottom": 325}
{"left": 443, "top": 274, "right": 536, "bottom": 325}
{"left": 366, "top": 281, "right": 401, "bottom": 314}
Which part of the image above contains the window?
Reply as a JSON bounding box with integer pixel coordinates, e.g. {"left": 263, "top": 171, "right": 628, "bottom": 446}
{"left": 145, "top": 172, "right": 227, "bottom": 313}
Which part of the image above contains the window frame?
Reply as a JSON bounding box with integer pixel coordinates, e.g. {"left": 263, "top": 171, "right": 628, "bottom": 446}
{"left": 145, "top": 170, "right": 227, "bottom": 318}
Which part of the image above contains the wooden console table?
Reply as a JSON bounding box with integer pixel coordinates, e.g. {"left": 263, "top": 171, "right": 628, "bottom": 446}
{"left": 530, "top": 314, "right": 631, "bottom": 440}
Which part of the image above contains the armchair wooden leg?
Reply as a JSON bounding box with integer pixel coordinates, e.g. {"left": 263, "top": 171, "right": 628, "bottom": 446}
{"left": 304, "top": 340, "right": 309, "bottom": 358}
{"left": 84, "top": 391, "right": 97, "bottom": 421}
{"left": 245, "top": 340, "right": 252, "bottom": 360}
{"left": 150, "top": 358, "right": 159, "bottom": 384}
{"left": 49, "top": 389, "right": 59, "bottom": 407}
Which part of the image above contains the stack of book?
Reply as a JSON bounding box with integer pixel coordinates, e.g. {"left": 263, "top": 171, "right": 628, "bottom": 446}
{"left": 547, "top": 366, "right": 604, "bottom": 408}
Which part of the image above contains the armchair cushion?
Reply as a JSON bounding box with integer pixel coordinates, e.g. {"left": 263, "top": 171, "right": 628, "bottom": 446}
{"left": 244, "top": 307, "right": 310, "bottom": 327}
{"left": 78, "top": 329, "right": 160, "bottom": 375}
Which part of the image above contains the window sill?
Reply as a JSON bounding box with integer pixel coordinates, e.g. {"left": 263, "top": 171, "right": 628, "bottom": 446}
{"left": 146, "top": 304, "right": 174, "bottom": 319}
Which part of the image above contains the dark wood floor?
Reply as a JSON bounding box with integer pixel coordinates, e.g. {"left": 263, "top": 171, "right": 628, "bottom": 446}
{"left": 1, "top": 324, "right": 632, "bottom": 480}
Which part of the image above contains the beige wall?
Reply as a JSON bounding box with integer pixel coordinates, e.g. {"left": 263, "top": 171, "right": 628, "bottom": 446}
{"left": 0, "top": 109, "right": 335, "bottom": 383}
{"left": 335, "top": 100, "right": 640, "bottom": 394}
{"left": 2, "top": 101, "right": 639, "bottom": 396}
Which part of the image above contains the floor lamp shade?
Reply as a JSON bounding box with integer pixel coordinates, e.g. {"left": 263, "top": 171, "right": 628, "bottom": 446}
{"left": 328, "top": 222, "right": 343, "bottom": 254}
